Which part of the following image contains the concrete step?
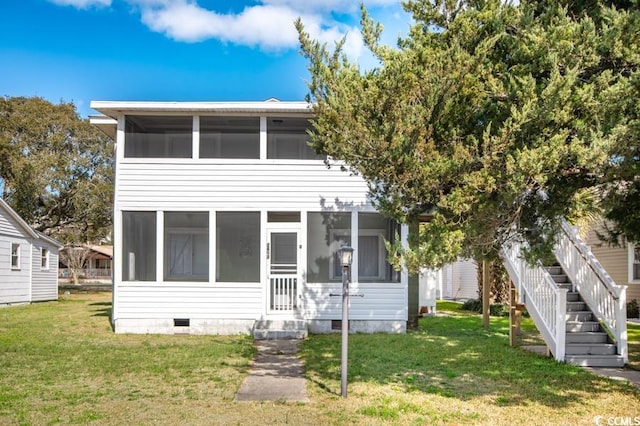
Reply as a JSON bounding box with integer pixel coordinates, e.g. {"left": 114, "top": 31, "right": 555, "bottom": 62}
{"left": 566, "top": 311, "right": 594, "bottom": 322}
{"left": 566, "top": 321, "right": 602, "bottom": 332}
{"left": 565, "top": 332, "right": 609, "bottom": 344}
{"left": 565, "top": 354, "right": 625, "bottom": 368}
{"left": 566, "top": 301, "right": 587, "bottom": 312}
{"left": 565, "top": 343, "right": 617, "bottom": 355}
{"left": 253, "top": 320, "right": 308, "bottom": 340}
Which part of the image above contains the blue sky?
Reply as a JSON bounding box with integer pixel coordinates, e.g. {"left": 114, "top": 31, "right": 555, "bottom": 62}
{"left": 0, "top": 0, "right": 410, "bottom": 118}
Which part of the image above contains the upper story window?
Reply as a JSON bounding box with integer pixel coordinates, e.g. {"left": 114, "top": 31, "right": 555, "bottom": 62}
{"left": 267, "top": 117, "right": 325, "bottom": 160}
{"left": 11, "top": 243, "right": 20, "bottom": 269}
{"left": 125, "top": 115, "right": 192, "bottom": 158}
{"left": 200, "top": 117, "right": 260, "bottom": 159}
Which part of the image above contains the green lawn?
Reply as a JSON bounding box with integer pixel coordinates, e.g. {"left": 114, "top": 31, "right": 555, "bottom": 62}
{"left": 0, "top": 293, "right": 638, "bottom": 425}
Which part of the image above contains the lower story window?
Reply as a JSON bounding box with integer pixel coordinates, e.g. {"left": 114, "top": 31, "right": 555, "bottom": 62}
{"left": 11, "top": 243, "right": 20, "bottom": 269}
{"left": 216, "top": 212, "right": 260, "bottom": 282}
{"left": 164, "top": 212, "right": 209, "bottom": 281}
{"left": 122, "top": 211, "right": 157, "bottom": 281}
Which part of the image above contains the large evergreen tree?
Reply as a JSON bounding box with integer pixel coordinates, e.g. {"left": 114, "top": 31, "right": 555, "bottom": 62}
{"left": 0, "top": 96, "right": 113, "bottom": 243}
{"left": 297, "top": 0, "right": 639, "bottom": 269}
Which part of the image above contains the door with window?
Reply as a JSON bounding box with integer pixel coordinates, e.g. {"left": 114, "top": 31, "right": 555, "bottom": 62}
{"left": 267, "top": 227, "right": 300, "bottom": 314}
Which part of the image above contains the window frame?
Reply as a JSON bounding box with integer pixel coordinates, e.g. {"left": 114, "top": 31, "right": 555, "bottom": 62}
{"left": 10, "top": 243, "right": 20, "bottom": 270}
{"left": 163, "top": 215, "right": 209, "bottom": 282}
{"left": 629, "top": 243, "right": 640, "bottom": 283}
{"left": 41, "top": 247, "right": 49, "bottom": 271}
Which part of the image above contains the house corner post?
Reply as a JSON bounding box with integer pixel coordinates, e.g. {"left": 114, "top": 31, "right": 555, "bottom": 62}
{"left": 407, "top": 219, "right": 420, "bottom": 330}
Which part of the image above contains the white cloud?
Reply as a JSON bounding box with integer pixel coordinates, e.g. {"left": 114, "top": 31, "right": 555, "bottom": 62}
{"left": 52, "top": 0, "right": 408, "bottom": 59}
{"left": 48, "top": 0, "right": 111, "bottom": 8}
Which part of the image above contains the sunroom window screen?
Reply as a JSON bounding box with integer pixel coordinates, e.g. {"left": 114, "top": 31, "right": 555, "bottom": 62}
{"left": 125, "top": 115, "right": 192, "bottom": 158}
{"left": 216, "top": 212, "right": 260, "bottom": 282}
{"left": 200, "top": 116, "right": 260, "bottom": 159}
{"left": 307, "top": 212, "right": 351, "bottom": 282}
{"left": 634, "top": 247, "right": 640, "bottom": 280}
{"left": 164, "top": 212, "right": 209, "bottom": 281}
{"left": 267, "top": 117, "right": 325, "bottom": 160}
{"left": 358, "top": 213, "right": 400, "bottom": 283}
{"left": 122, "top": 211, "right": 156, "bottom": 281}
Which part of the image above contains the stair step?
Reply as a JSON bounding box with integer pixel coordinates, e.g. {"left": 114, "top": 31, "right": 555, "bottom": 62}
{"left": 546, "top": 266, "right": 563, "bottom": 275}
{"left": 566, "top": 311, "right": 594, "bottom": 322}
{"left": 565, "top": 343, "right": 617, "bottom": 355}
{"left": 551, "top": 274, "right": 571, "bottom": 283}
{"left": 566, "top": 301, "right": 587, "bottom": 312}
{"left": 566, "top": 321, "right": 602, "bottom": 332}
{"left": 565, "top": 355, "right": 625, "bottom": 368}
{"left": 565, "top": 332, "right": 609, "bottom": 344}
{"left": 253, "top": 320, "right": 308, "bottom": 340}
{"left": 566, "top": 292, "right": 582, "bottom": 302}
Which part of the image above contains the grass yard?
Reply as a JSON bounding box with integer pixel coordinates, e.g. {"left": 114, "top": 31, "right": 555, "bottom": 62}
{"left": 0, "top": 293, "right": 638, "bottom": 425}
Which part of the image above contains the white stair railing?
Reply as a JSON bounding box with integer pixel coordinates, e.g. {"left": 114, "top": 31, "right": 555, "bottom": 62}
{"left": 554, "top": 219, "right": 628, "bottom": 363}
{"left": 501, "top": 241, "right": 567, "bottom": 362}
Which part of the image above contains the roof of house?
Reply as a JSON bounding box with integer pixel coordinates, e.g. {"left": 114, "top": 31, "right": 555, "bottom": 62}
{"left": 89, "top": 100, "right": 314, "bottom": 139}
{"left": 0, "top": 198, "right": 63, "bottom": 248}
{"left": 87, "top": 245, "right": 113, "bottom": 258}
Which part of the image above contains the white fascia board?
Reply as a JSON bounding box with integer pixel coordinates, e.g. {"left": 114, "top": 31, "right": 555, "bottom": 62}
{"left": 90, "top": 114, "right": 118, "bottom": 139}
{"left": 89, "top": 100, "right": 314, "bottom": 119}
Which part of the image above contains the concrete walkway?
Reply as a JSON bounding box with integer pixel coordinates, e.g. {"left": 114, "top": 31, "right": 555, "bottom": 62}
{"left": 236, "top": 339, "right": 309, "bottom": 402}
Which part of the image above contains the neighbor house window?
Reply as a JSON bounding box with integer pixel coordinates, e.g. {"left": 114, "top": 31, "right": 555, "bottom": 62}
{"left": 125, "top": 115, "right": 192, "bottom": 158}
{"left": 358, "top": 213, "right": 400, "bottom": 283}
{"left": 122, "top": 211, "right": 157, "bottom": 281}
{"left": 306, "top": 212, "right": 351, "bottom": 282}
{"left": 630, "top": 244, "right": 640, "bottom": 282}
{"left": 41, "top": 248, "right": 49, "bottom": 270}
{"left": 267, "top": 117, "right": 325, "bottom": 160}
{"left": 164, "top": 212, "right": 209, "bottom": 281}
{"left": 216, "top": 212, "right": 260, "bottom": 282}
{"left": 200, "top": 117, "right": 260, "bottom": 159}
{"left": 10, "top": 243, "right": 20, "bottom": 269}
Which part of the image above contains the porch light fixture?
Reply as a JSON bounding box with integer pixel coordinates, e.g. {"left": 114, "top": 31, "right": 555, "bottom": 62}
{"left": 339, "top": 243, "right": 354, "bottom": 398}
{"left": 340, "top": 245, "right": 354, "bottom": 267}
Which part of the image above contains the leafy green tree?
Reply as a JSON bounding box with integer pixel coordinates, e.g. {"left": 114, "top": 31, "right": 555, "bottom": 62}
{"left": 0, "top": 96, "right": 113, "bottom": 243}
{"left": 296, "top": 0, "right": 639, "bottom": 270}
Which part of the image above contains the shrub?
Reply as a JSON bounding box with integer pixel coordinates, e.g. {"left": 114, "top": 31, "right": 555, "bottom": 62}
{"left": 628, "top": 299, "right": 639, "bottom": 319}
{"left": 460, "top": 299, "right": 509, "bottom": 317}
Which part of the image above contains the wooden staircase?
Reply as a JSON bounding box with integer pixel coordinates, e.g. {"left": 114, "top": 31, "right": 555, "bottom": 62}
{"left": 546, "top": 265, "right": 625, "bottom": 367}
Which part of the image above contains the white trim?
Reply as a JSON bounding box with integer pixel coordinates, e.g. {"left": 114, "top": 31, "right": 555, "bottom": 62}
{"left": 209, "top": 210, "right": 216, "bottom": 284}
{"left": 156, "top": 211, "right": 164, "bottom": 283}
{"left": 260, "top": 116, "right": 267, "bottom": 160}
{"left": 193, "top": 115, "right": 200, "bottom": 160}
{"left": 629, "top": 243, "right": 640, "bottom": 284}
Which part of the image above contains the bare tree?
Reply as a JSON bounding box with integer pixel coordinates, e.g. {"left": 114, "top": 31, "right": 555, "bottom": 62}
{"left": 59, "top": 245, "right": 92, "bottom": 285}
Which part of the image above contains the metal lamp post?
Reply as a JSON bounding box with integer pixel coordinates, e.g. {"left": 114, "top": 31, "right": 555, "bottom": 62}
{"left": 339, "top": 244, "right": 354, "bottom": 398}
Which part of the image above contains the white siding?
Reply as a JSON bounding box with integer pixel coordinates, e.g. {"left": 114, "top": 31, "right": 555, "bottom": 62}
{"left": 31, "top": 241, "right": 59, "bottom": 302}
{"left": 0, "top": 234, "right": 31, "bottom": 305}
{"left": 116, "top": 161, "right": 370, "bottom": 211}
{"left": 451, "top": 259, "right": 479, "bottom": 300}
{"left": 302, "top": 283, "right": 407, "bottom": 320}
{"left": 114, "top": 283, "right": 262, "bottom": 319}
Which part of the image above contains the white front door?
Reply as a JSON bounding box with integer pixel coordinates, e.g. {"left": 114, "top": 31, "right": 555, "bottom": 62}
{"left": 267, "top": 227, "right": 300, "bottom": 314}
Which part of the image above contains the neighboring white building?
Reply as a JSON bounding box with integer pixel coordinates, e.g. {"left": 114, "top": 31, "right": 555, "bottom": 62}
{"left": 419, "top": 258, "right": 479, "bottom": 313}
{"left": 91, "top": 100, "right": 410, "bottom": 335}
{"left": 0, "top": 198, "right": 62, "bottom": 306}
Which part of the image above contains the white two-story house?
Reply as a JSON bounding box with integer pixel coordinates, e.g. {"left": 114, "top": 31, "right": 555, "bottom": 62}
{"left": 91, "top": 100, "right": 411, "bottom": 335}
